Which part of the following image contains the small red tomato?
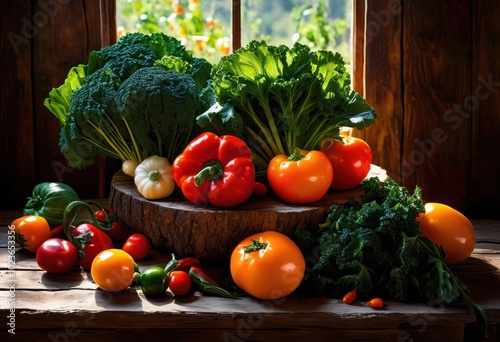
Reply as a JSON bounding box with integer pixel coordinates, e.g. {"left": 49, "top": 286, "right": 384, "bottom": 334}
{"left": 95, "top": 208, "right": 130, "bottom": 242}
{"left": 72, "top": 223, "right": 114, "bottom": 270}
{"left": 36, "top": 238, "right": 79, "bottom": 274}
{"left": 169, "top": 270, "right": 192, "bottom": 296}
{"left": 321, "top": 136, "right": 372, "bottom": 190}
{"left": 253, "top": 182, "right": 267, "bottom": 198}
{"left": 122, "top": 233, "right": 150, "bottom": 261}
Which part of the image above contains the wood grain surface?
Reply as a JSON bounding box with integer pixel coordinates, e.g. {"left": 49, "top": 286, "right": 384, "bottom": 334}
{"left": 0, "top": 220, "right": 499, "bottom": 341}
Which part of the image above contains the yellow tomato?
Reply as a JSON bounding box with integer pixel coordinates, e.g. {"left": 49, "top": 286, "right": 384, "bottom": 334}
{"left": 11, "top": 215, "right": 51, "bottom": 253}
{"left": 230, "top": 231, "right": 306, "bottom": 300}
{"left": 91, "top": 249, "right": 135, "bottom": 292}
{"left": 416, "top": 203, "right": 475, "bottom": 265}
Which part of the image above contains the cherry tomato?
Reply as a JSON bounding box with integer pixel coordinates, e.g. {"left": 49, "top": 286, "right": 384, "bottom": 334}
{"left": 95, "top": 207, "right": 130, "bottom": 242}
{"left": 320, "top": 136, "right": 372, "bottom": 190}
{"left": 91, "top": 249, "right": 135, "bottom": 292}
{"left": 11, "top": 215, "right": 51, "bottom": 253}
{"left": 267, "top": 150, "right": 333, "bottom": 204}
{"left": 72, "top": 223, "right": 114, "bottom": 270}
{"left": 230, "top": 231, "right": 306, "bottom": 300}
{"left": 253, "top": 182, "right": 268, "bottom": 198}
{"left": 36, "top": 238, "right": 79, "bottom": 274}
{"left": 416, "top": 203, "right": 475, "bottom": 265}
{"left": 169, "top": 270, "right": 192, "bottom": 296}
{"left": 122, "top": 233, "right": 150, "bottom": 261}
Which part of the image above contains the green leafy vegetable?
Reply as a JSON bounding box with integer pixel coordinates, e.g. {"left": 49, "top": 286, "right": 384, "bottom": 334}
{"left": 196, "top": 40, "right": 376, "bottom": 170}
{"left": 44, "top": 32, "right": 213, "bottom": 169}
{"left": 295, "top": 177, "right": 488, "bottom": 337}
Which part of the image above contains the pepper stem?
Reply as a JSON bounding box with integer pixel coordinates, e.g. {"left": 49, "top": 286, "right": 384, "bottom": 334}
{"left": 194, "top": 160, "right": 223, "bottom": 186}
{"left": 243, "top": 239, "right": 268, "bottom": 253}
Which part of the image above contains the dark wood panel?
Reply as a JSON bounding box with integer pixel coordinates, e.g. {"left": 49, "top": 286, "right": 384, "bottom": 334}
{"left": 32, "top": 0, "right": 102, "bottom": 202}
{"left": 468, "top": 0, "right": 500, "bottom": 219}
{"left": 0, "top": 2, "right": 36, "bottom": 209}
{"left": 357, "top": 0, "right": 403, "bottom": 183}
{"left": 402, "top": 0, "right": 472, "bottom": 211}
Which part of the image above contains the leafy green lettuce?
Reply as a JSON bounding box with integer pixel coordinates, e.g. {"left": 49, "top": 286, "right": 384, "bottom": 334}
{"left": 197, "top": 40, "right": 376, "bottom": 170}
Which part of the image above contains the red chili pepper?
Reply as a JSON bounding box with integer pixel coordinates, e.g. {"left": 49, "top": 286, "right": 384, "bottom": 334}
{"left": 367, "top": 297, "right": 384, "bottom": 308}
{"left": 50, "top": 224, "right": 65, "bottom": 239}
{"left": 164, "top": 256, "right": 201, "bottom": 275}
{"left": 342, "top": 290, "right": 357, "bottom": 304}
{"left": 172, "top": 132, "right": 256, "bottom": 207}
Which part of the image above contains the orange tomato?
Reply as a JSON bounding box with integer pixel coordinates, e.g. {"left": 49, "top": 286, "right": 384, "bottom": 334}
{"left": 416, "top": 203, "right": 475, "bottom": 265}
{"left": 267, "top": 150, "right": 333, "bottom": 204}
{"left": 91, "top": 249, "right": 135, "bottom": 292}
{"left": 230, "top": 231, "right": 305, "bottom": 300}
{"left": 11, "top": 215, "right": 51, "bottom": 253}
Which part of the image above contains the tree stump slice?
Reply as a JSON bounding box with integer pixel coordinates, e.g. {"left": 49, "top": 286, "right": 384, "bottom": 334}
{"left": 109, "top": 165, "right": 387, "bottom": 262}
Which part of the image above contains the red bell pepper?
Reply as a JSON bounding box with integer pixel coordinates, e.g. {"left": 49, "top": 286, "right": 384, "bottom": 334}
{"left": 172, "top": 132, "right": 255, "bottom": 207}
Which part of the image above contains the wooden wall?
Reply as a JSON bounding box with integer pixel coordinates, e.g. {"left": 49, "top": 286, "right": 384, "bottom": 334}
{"left": 353, "top": 0, "right": 500, "bottom": 219}
{"left": 0, "top": 0, "right": 117, "bottom": 211}
{"left": 1, "top": 0, "right": 499, "bottom": 219}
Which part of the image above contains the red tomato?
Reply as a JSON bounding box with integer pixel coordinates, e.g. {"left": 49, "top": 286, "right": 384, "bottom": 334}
{"left": 91, "top": 249, "right": 135, "bottom": 292}
{"left": 253, "top": 182, "right": 267, "bottom": 198}
{"left": 320, "top": 136, "right": 372, "bottom": 190}
{"left": 11, "top": 215, "right": 52, "bottom": 253}
{"left": 36, "top": 238, "right": 79, "bottom": 274}
{"left": 230, "top": 231, "right": 306, "bottom": 300}
{"left": 267, "top": 150, "right": 333, "bottom": 204}
{"left": 416, "top": 203, "right": 475, "bottom": 265}
{"left": 72, "top": 223, "right": 114, "bottom": 270}
{"left": 169, "top": 270, "right": 192, "bottom": 296}
{"left": 95, "top": 208, "right": 130, "bottom": 242}
{"left": 122, "top": 233, "right": 150, "bottom": 261}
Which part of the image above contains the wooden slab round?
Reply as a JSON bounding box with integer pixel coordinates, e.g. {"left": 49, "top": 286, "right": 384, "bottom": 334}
{"left": 109, "top": 166, "right": 387, "bottom": 262}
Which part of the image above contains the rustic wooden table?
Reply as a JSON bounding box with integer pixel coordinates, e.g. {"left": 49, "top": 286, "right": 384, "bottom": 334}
{"left": 1, "top": 212, "right": 499, "bottom": 341}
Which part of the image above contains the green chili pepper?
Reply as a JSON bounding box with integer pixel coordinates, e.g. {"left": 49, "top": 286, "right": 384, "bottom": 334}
{"left": 139, "top": 266, "right": 169, "bottom": 297}
{"left": 189, "top": 266, "right": 237, "bottom": 299}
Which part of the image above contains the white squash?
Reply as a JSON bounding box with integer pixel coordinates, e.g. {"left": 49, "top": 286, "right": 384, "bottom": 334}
{"left": 134, "top": 155, "right": 175, "bottom": 200}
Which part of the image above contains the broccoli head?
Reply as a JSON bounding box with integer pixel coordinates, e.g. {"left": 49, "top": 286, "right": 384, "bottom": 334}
{"left": 115, "top": 66, "right": 202, "bottom": 162}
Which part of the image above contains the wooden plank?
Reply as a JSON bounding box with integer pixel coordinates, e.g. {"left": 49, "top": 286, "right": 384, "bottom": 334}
{"left": 0, "top": 1, "right": 36, "bottom": 210}
{"left": 402, "top": 0, "right": 471, "bottom": 211}
{"left": 357, "top": 0, "right": 403, "bottom": 183}
{"left": 468, "top": 0, "right": 500, "bottom": 220}
{"left": 351, "top": 0, "right": 365, "bottom": 97}
{"left": 0, "top": 324, "right": 467, "bottom": 342}
{"left": 31, "top": 0, "right": 104, "bottom": 202}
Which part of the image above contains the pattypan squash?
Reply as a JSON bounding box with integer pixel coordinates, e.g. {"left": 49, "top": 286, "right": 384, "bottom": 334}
{"left": 134, "top": 155, "right": 175, "bottom": 200}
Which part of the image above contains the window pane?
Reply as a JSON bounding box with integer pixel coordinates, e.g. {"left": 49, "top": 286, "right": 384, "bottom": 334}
{"left": 241, "top": 0, "right": 352, "bottom": 62}
{"left": 116, "top": 0, "right": 232, "bottom": 63}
